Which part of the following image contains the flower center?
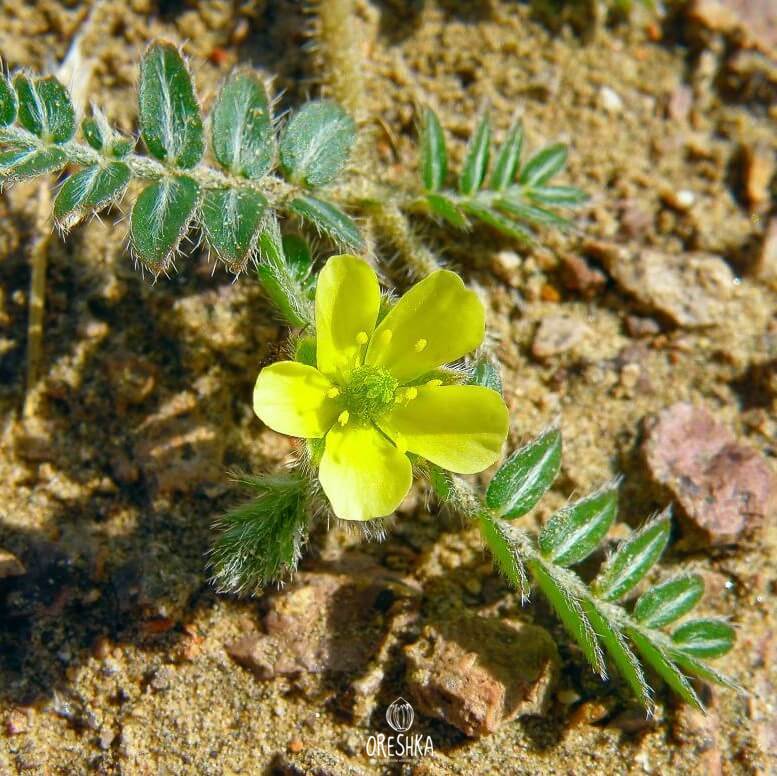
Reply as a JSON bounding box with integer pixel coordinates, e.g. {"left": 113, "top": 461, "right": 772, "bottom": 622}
{"left": 341, "top": 364, "right": 399, "bottom": 422}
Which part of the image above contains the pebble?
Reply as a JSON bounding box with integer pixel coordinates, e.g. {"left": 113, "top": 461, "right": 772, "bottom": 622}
{"left": 688, "top": 0, "right": 777, "bottom": 53}
{"left": 404, "top": 615, "right": 559, "bottom": 737}
{"left": 559, "top": 254, "right": 607, "bottom": 298}
{"left": 755, "top": 218, "right": 777, "bottom": 286}
{"left": 532, "top": 314, "right": 591, "bottom": 360}
{"left": 491, "top": 250, "right": 522, "bottom": 288}
{"left": 599, "top": 86, "right": 624, "bottom": 113}
{"left": 741, "top": 143, "right": 775, "bottom": 212}
{"left": 643, "top": 402, "right": 776, "bottom": 546}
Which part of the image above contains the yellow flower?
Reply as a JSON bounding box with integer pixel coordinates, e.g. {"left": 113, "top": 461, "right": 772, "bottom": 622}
{"left": 253, "top": 255, "right": 508, "bottom": 521}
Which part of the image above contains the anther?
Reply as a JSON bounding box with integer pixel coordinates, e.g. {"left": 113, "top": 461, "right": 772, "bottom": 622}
{"left": 426, "top": 379, "right": 443, "bottom": 388}
{"left": 327, "top": 387, "right": 341, "bottom": 399}
{"left": 338, "top": 410, "right": 350, "bottom": 427}
{"left": 405, "top": 387, "right": 418, "bottom": 401}
{"left": 414, "top": 338, "right": 428, "bottom": 353}
{"left": 356, "top": 331, "right": 369, "bottom": 345}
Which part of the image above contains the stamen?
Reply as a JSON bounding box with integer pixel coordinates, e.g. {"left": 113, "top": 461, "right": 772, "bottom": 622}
{"left": 380, "top": 329, "right": 393, "bottom": 345}
{"left": 338, "top": 410, "right": 350, "bottom": 427}
{"left": 355, "top": 331, "right": 369, "bottom": 345}
{"left": 426, "top": 379, "right": 443, "bottom": 388}
{"left": 327, "top": 387, "right": 341, "bottom": 399}
{"left": 414, "top": 338, "right": 428, "bottom": 353}
{"left": 405, "top": 387, "right": 418, "bottom": 400}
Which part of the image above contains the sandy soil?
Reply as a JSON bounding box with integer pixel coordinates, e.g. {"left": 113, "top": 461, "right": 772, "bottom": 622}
{"left": 0, "top": 1, "right": 775, "bottom": 774}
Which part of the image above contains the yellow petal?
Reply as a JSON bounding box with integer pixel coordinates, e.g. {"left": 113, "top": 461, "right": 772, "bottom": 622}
{"left": 365, "top": 270, "right": 485, "bottom": 384}
{"left": 379, "top": 384, "right": 508, "bottom": 473}
{"left": 319, "top": 423, "right": 412, "bottom": 521}
{"left": 315, "top": 254, "right": 381, "bottom": 380}
{"left": 253, "top": 361, "right": 340, "bottom": 438}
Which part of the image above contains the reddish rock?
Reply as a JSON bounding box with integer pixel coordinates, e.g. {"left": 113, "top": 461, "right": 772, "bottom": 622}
{"left": 404, "top": 615, "right": 559, "bottom": 737}
{"left": 559, "top": 254, "right": 607, "bottom": 298}
{"left": 643, "top": 403, "right": 776, "bottom": 547}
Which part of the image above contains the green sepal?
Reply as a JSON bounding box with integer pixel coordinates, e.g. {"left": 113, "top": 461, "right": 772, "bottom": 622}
{"left": 419, "top": 107, "right": 447, "bottom": 191}
{"left": 0, "top": 146, "right": 66, "bottom": 182}
{"left": 14, "top": 75, "right": 75, "bottom": 143}
{"left": 490, "top": 121, "right": 523, "bottom": 190}
{"left": 469, "top": 353, "right": 503, "bottom": 395}
{"left": 671, "top": 619, "right": 735, "bottom": 658}
{"left": 459, "top": 113, "right": 491, "bottom": 195}
{"left": 519, "top": 143, "right": 568, "bottom": 187}
{"left": 0, "top": 75, "right": 17, "bottom": 127}
{"left": 486, "top": 423, "right": 561, "bottom": 518}
{"left": 138, "top": 42, "right": 204, "bottom": 169}
{"left": 289, "top": 194, "right": 363, "bottom": 250}
{"left": 626, "top": 629, "right": 703, "bottom": 710}
{"left": 53, "top": 162, "right": 131, "bottom": 229}
{"left": 539, "top": 481, "right": 619, "bottom": 567}
{"left": 426, "top": 193, "right": 468, "bottom": 229}
{"left": 528, "top": 559, "right": 606, "bottom": 677}
{"left": 425, "top": 462, "right": 456, "bottom": 503}
{"left": 633, "top": 574, "right": 705, "bottom": 628}
{"left": 211, "top": 69, "right": 274, "bottom": 179}
{"left": 279, "top": 100, "right": 355, "bottom": 188}
{"left": 130, "top": 175, "right": 199, "bottom": 273}
{"left": 593, "top": 513, "right": 671, "bottom": 602}
{"left": 200, "top": 187, "right": 267, "bottom": 273}
{"left": 461, "top": 200, "right": 533, "bottom": 243}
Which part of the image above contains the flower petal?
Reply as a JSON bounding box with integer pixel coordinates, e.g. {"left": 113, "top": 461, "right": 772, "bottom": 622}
{"left": 316, "top": 254, "right": 381, "bottom": 380}
{"left": 319, "top": 423, "right": 412, "bottom": 520}
{"left": 365, "top": 270, "right": 485, "bottom": 384}
{"left": 253, "top": 361, "right": 340, "bottom": 438}
{"left": 379, "top": 384, "right": 508, "bottom": 473}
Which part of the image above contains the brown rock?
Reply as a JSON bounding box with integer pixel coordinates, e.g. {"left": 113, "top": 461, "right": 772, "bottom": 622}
{"left": 741, "top": 143, "right": 775, "bottom": 213}
{"left": 643, "top": 402, "right": 776, "bottom": 546}
{"left": 559, "top": 254, "right": 607, "bottom": 297}
{"left": 689, "top": 0, "right": 777, "bottom": 53}
{"left": 532, "top": 314, "right": 590, "bottom": 360}
{"left": 0, "top": 549, "right": 26, "bottom": 578}
{"left": 754, "top": 218, "right": 777, "bottom": 288}
{"left": 490, "top": 250, "right": 521, "bottom": 288}
{"left": 606, "top": 250, "right": 735, "bottom": 328}
{"left": 404, "top": 615, "right": 559, "bottom": 737}
{"left": 625, "top": 315, "right": 661, "bottom": 338}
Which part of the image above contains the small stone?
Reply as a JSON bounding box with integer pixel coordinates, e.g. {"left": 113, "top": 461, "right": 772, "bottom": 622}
{"left": 662, "top": 188, "right": 696, "bottom": 211}
{"left": 404, "top": 615, "right": 559, "bottom": 737}
{"left": 599, "top": 86, "right": 624, "bottom": 113}
{"left": 643, "top": 402, "right": 776, "bottom": 546}
{"left": 689, "top": 0, "right": 777, "bottom": 53}
{"left": 6, "top": 708, "right": 30, "bottom": 735}
{"left": 288, "top": 739, "right": 304, "bottom": 753}
{"left": 625, "top": 315, "right": 661, "bottom": 338}
{"left": 0, "top": 549, "right": 26, "bottom": 578}
{"left": 605, "top": 250, "right": 735, "bottom": 328}
{"left": 608, "top": 708, "right": 657, "bottom": 734}
{"left": 149, "top": 666, "right": 174, "bottom": 691}
{"left": 741, "top": 143, "right": 775, "bottom": 213}
{"left": 559, "top": 254, "right": 607, "bottom": 298}
{"left": 569, "top": 697, "right": 616, "bottom": 727}
{"left": 754, "top": 218, "right": 777, "bottom": 286}
{"left": 667, "top": 84, "right": 693, "bottom": 122}
{"left": 99, "top": 726, "right": 116, "bottom": 750}
{"left": 532, "top": 314, "right": 590, "bottom": 360}
{"left": 491, "top": 250, "right": 521, "bottom": 287}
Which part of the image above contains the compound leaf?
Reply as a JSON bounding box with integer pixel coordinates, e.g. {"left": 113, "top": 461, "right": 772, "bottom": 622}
{"left": 459, "top": 113, "right": 490, "bottom": 195}
{"left": 519, "top": 143, "right": 568, "bottom": 187}
{"left": 138, "top": 42, "right": 204, "bottom": 169}
{"left": 280, "top": 100, "right": 355, "bottom": 188}
{"left": 200, "top": 187, "right": 267, "bottom": 272}
{"left": 0, "top": 75, "right": 17, "bottom": 127}
{"left": 130, "top": 175, "right": 199, "bottom": 273}
{"left": 290, "top": 194, "right": 363, "bottom": 250}
{"left": 490, "top": 121, "right": 523, "bottom": 190}
{"left": 211, "top": 69, "right": 274, "bottom": 179}
{"left": 593, "top": 513, "right": 671, "bottom": 602}
{"left": 486, "top": 423, "right": 561, "bottom": 518}
{"left": 671, "top": 619, "right": 735, "bottom": 659}
{"left": 540, "top": 482, "right": 619, "bottom": 567}
{"left": 420, "top": 108, "right": 447, "bottom": 191}
{"left": 54, "top": 162, "right": 131, "bottom": 229}
{"left": 634, "top": 574, "right": 705, "bottom": 629}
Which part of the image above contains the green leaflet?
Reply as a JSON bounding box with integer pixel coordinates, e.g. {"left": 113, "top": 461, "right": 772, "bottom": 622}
{"left": 13, "top": 75, "right": 74, "bottom": 143}
{"left": 281, "top": 234, "right": 313, "bottom": 285}
{"left": 469, "top": 353, "right": 503, "bottom": 395}
{"left": 426, "top": 193, "right": 468, "bottom": 229}
{"left": 211, "top": 69, "right": 274, "bottom": 180}
{"left": 486, "top": 423, "right": 561, "bottom": 518}
{"left": 528, "top": 185, "right": 589, "bottom": 207}
{"left": 633, "top": 574, "right": 705, "bottom": 628}
{"left": 539, "top": 481, "right": 619, "bottom": 567}
{"left": 593, "top": 513, "right": 671, "bottom": 601}
{"left": 669, "top": 650, "right": 740, "bottom": 691}
{"left": 130, "top": 175, "right": 199, "bottom": 273}
{"left": 490, "top": 121, "right": 523, "bottom": 190}
{"left": 519, "top": 143, "right": 568, "bottom": 187}
{"left": 528, "top": 559, "right": 606, "bottom": 677}
{"left": 459, "top": 113, "right": 491, "bottom": 195}
{"left": 582, "top": 599, "right": 652, "bottom": 709}
{"left": 479, "top": 516, "right": 529, "bottom": 601}
{"left": 138, "top": 42, "right": 203, "bottom": 169}
{"left": 81, "top": 117, "right": 104, "bottom": 151}
{"left": 289, "top": 194, "right": 363, "bottom": 250}
{"left": 627, "top": 628, "right": 703, "bottom": 710}
{"left": 426, "top": 462, "right": 456, "bottom": 503}
{"left": 671, "top": 619, "right": 735, "bottom": 658}
{"left": 420, "top": 108, "right": 447, "bottom": 191}
{"left": 53, "top": 162, "right": 131, "bottom": 229}
{"left": 200, "top": 187, "right": 267, "bottom": 272}
{"left": 280, "top": 100, "right": 355, "bottom": 188}
{"left": 0, "top": 75, "right": 17, "bottom": 127}
{"left": 0, "top": 146, "right": 66, "bottom": 182}
{"left": 494, "top": 196, "right": 569, "bottom": 228}
{"left": 461, "top": 200, "right": 534, "bottom": 243}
